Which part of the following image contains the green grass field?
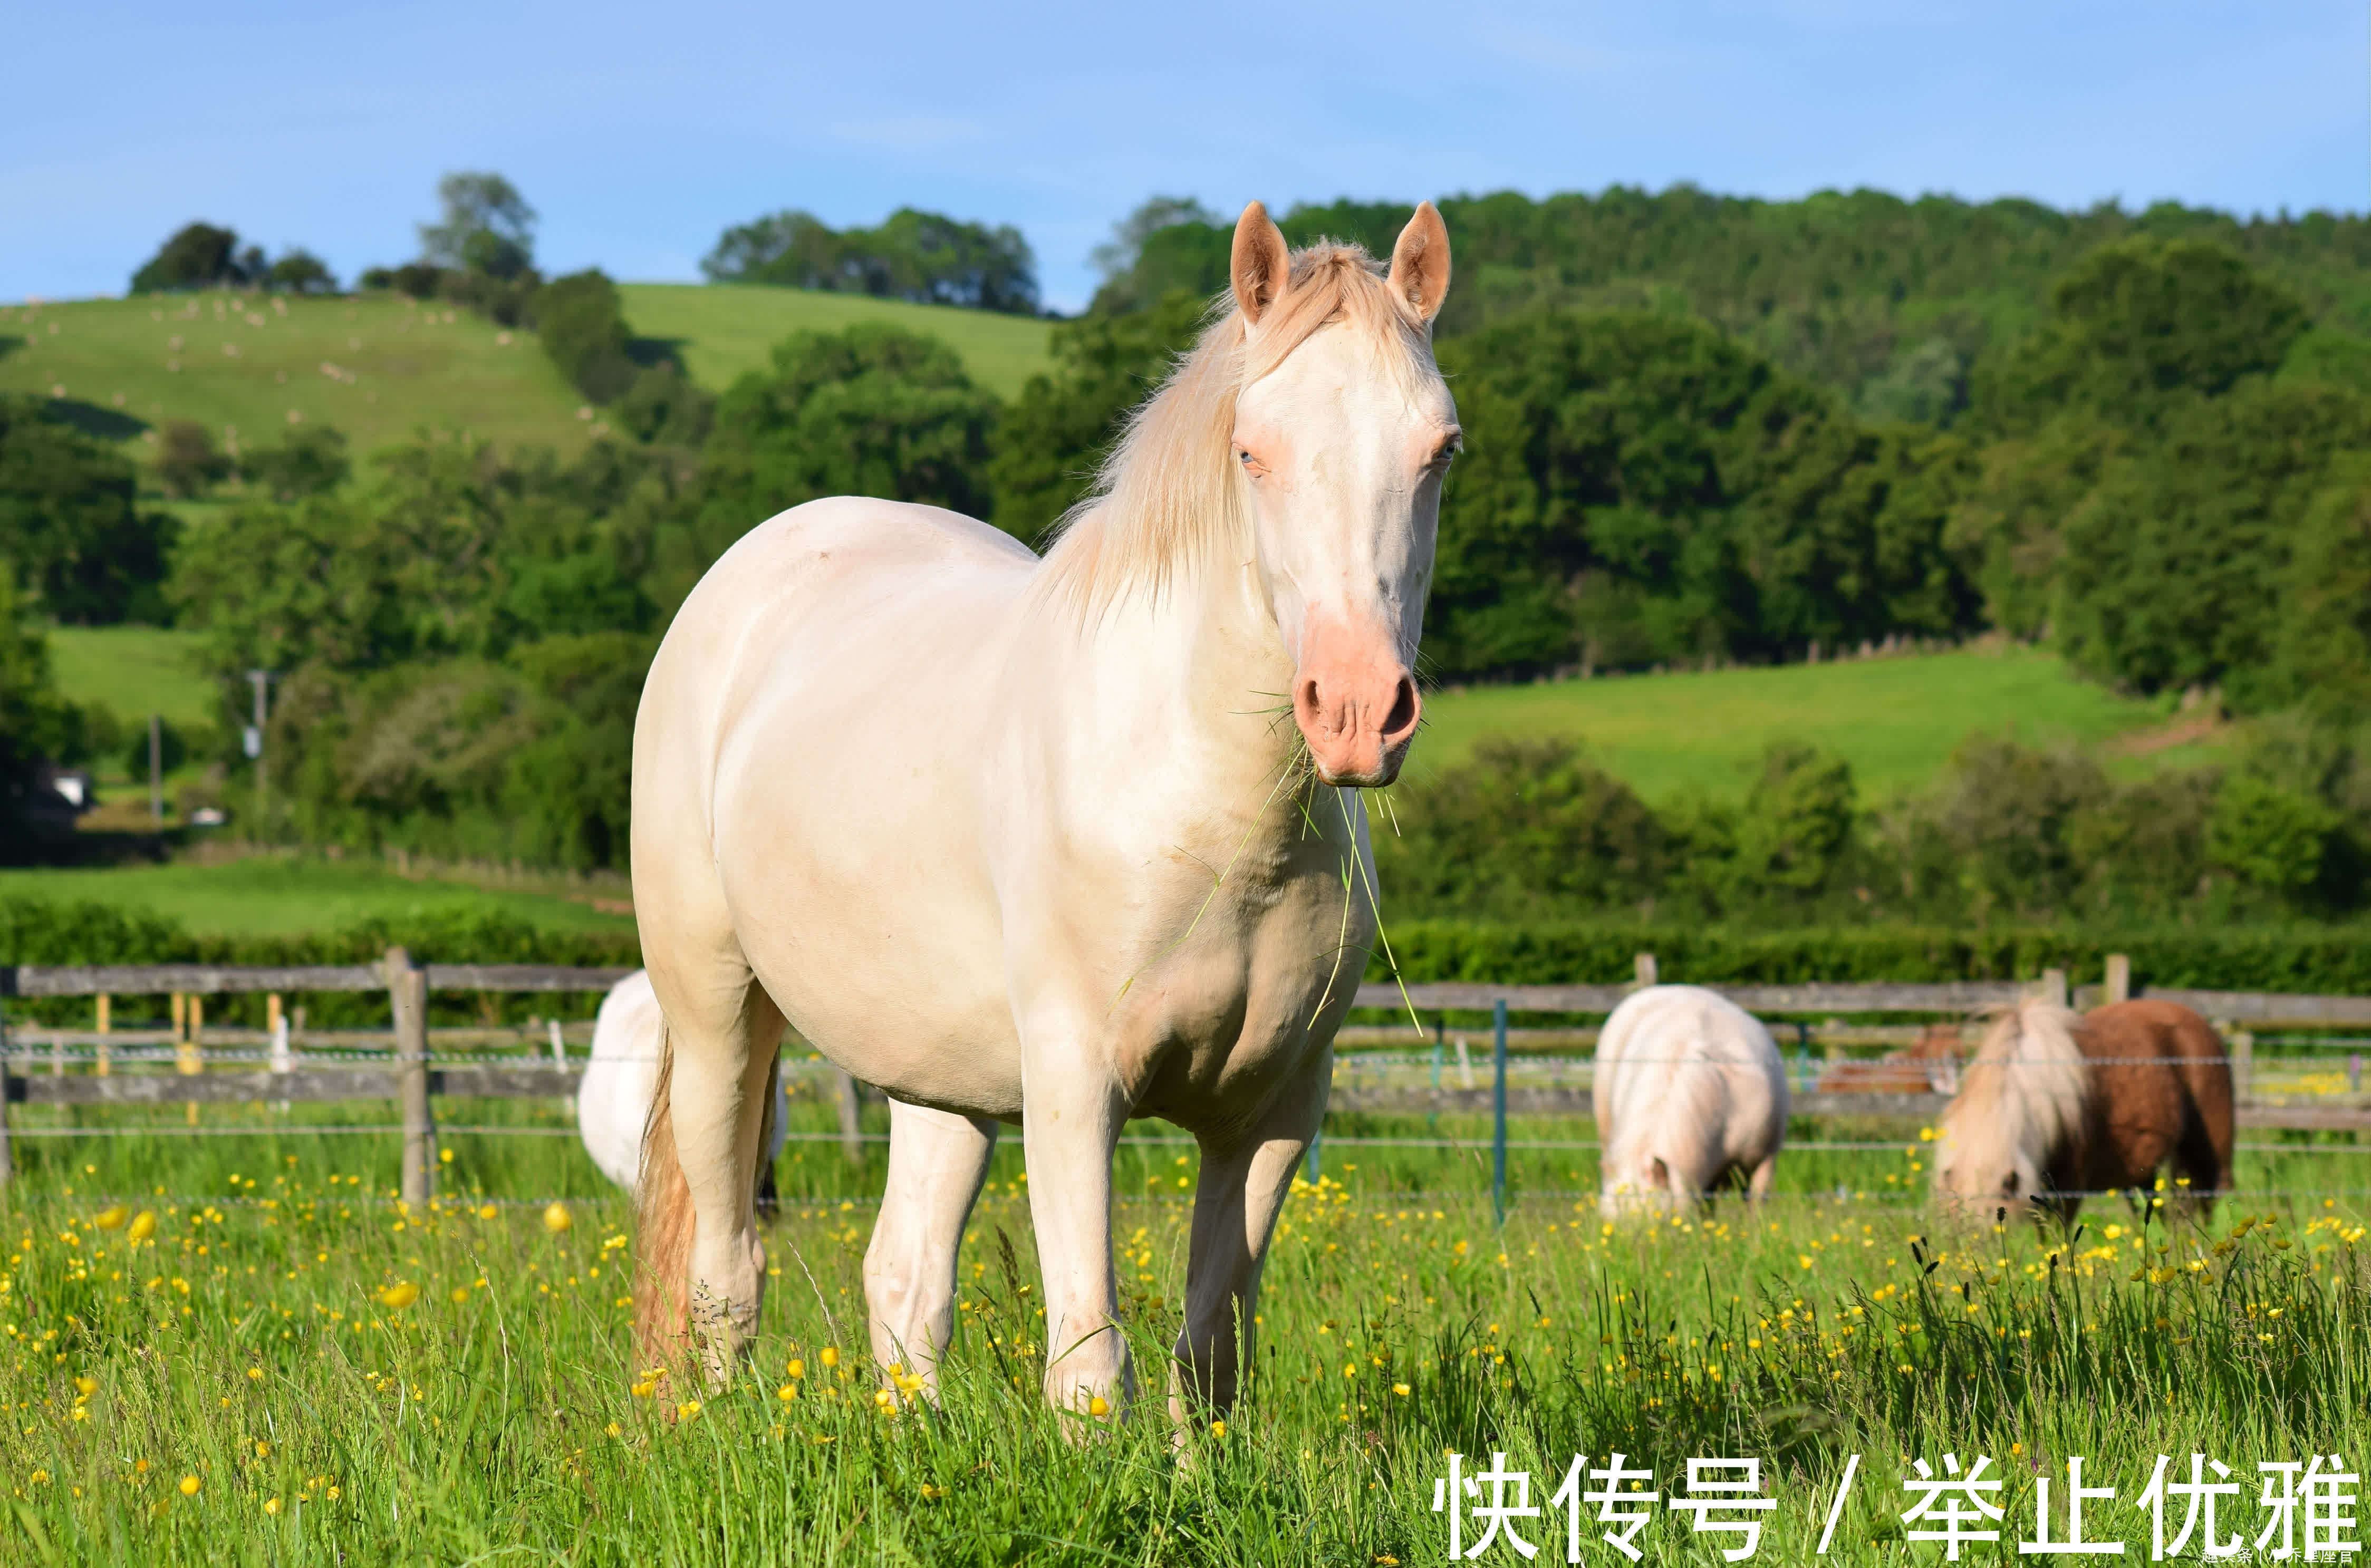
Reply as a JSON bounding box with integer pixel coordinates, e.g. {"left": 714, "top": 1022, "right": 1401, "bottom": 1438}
{"left": 0, "top": 293, "right": 590, "bottom": 461}
{"left": 1413, "top": 645, "right": 2211, "bottom": 804}
{"left": 618, "top": 283, "right": 1052, "bottom": 400}
{"left": 1, "top": 286, "right": 1052, "bottom": 478}
{"left": 45, "top": 626, "right": 216, "bottom": 735}
{"left": 1, "top": 1088, "right": 2365, "bottom": 1565}
{"left": 0, "top": 858, "right": 631, "bottom": 938}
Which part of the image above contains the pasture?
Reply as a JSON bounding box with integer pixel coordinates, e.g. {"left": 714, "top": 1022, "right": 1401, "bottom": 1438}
{"left": 1408, "top": 644, "right": 2214, "bottom": 803}
{"left": 0, "top": 293, "right": 590, "bottom": 460}
{"left": 0, "top": 857, "right": 632, "bottom": 938}
{"left": 616, "top": 284, "right": 1053, "bottom": 401}
{"left": 1, "top": 1090, "right": 2366, "bottom": 1564}
{"left": 0, "top": 286, "right": 1050, "bottom": 477}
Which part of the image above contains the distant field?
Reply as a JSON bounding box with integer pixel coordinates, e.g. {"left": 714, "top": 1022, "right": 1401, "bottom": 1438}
{"left": 0, "top": 292, "right": 590, "bottom": 460}
{"left": 0, "top": 285, "right": 1051, "bottom": 482}
{"left": 1410, "top": 645, "right": 2206, "bottom": 803}
{"left": 0, "top": 857, "right": 632, "bottom": 938}
{"left": 618, "top": 283, "right": 1053, "bottom": 399}
{"left": 46, "top": 624, "right": 216, "bottom": 733}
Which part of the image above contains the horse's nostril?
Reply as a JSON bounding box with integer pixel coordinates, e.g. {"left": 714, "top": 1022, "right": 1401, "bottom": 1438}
{"left": 1384, "top": 676, "right": 1419, "bottom": 738}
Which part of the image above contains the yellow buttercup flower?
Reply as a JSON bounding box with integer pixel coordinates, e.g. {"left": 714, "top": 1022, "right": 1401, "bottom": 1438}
{"left": 1087, "top": 1395, "right": 1110, "bottom": 1417}
{"left": 179, "top": 1475, "right": 201, "bottom": 1496}
{"left": 95, "top": 1204, "right": 129, "bottom": 1231}
{"left": 128, "top": 1211, "right": 158, "bottom": 1242}
{"left": 542, "top": 1203, "right": 574, "bottom": 1234}
{"left": 378, "top": 1281, "right": 420, "bottom": 1310}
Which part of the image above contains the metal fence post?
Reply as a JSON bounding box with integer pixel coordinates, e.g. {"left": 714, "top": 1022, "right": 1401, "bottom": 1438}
{"left": 1492, "top": 998, "right": 1509, "bottom": 1226}
{"left": 389, "top": 947, "right": 434, "bottom": 1205}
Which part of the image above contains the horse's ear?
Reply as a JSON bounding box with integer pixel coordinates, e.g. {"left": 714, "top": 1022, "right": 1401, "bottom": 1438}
{"left": 1231, "top": 201, "right": 1291, "bottom": 324}
{"left": 1387, "top": 200, "right": 1452, "bottom": 326}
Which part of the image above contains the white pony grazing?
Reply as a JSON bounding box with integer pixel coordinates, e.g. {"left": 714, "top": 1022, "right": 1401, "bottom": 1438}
{"left": 577, "top": 971, "right": 786, "bottom": 1192}
{"left": 632, "top": 200, "right": 1457, "bottom": 1422}
{"left": 1593, "top": 985, "right": 1788, "bottom": 1216}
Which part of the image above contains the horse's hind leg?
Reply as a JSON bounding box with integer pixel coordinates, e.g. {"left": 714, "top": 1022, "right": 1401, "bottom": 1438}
{"left": 865, "top": 1099, "right": 999, "bottom": 1401}
{"left": 645, "top": 966, "right": 785, "bottom": 1379}
{"left": 1747, "top": 1153, "right": 1777, "bottom": 1206}
{"left": 2172, "top": 1109, "right": 2231, "bottom": 1225}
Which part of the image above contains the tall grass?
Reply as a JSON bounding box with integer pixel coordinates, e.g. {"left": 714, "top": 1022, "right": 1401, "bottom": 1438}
{"left": 3, "top": 1094, "right": 2367, "bottom": 1564}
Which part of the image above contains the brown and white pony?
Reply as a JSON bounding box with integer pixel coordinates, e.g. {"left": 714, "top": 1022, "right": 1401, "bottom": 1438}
{"left": 1933, "top": 998, "right": 2234, "bottom": 1222}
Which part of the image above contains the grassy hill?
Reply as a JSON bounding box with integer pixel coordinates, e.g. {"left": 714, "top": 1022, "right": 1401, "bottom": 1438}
{"left": 616, "top": 284, "right": 1052, "bottom": 400}
{"left": 48, "top": 624, "right": 219, "bottom": 732}
{"left": 1406, "top": 644, "right": 2219, "bottom": 805}
{"left": 0, "top": 286, "right": 1054, "bottom": 474}
{"left": 0, "top": 292, "right": 590, "bottom": 459}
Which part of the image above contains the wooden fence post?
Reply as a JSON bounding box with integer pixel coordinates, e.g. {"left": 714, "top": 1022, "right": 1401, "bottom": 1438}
{"left": 94, "top": 993, "right": 109, "bottom": 1079}
{"left": 833, "top": 1069, "right": 864, "bottom": 1165}
{"left": 2231, "top": 1027, "right": 2255, "bottom": 1103}
{"left": 2039, "top": 969, "right": 2068, "bottom": 1009}
{"left": 182, "top": 994, "right": 204, "bottom": 1126}
{"left": 388, "top": 947, "right": 435, "bottom": 1205}
{"left": 2105, "top": 954, "right": 2132, "bottom": 1006}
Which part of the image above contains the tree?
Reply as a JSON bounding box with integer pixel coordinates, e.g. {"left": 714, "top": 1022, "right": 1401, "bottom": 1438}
{"left": 130, "top": 222, "right": 245, "bottom": 293}
{"left": 2054, "top": 379, "right": 2371, "bottom": 701}
{"left": 0, "top": 568, "right": 69, "bottom": 839}
{"left": 418, "top": 172, "right": 536, "bottom": 280}
{"left": 241, "top": 425, "right": 351, "bottom": 501}
{"left": 0, "top": 396, "right": 177, "bottom": 623}
{"left": 1376, "top": 737, "right": 1669, "bottom": 919}
{"left": 700, "top": 207, "right": 1038, "bottom": 314}
{"left": 266, "top": 249, "right": 338, "bottom": 295}
{"left": 654, "top": 325, "right": 998, "bottom": 608}
{"left": 155, "top": 420, "right": 232, "bottom": 499}
{"left": 1090, "top": 197, "right": 1220, "bottom": 283}
{"left": 987, "top": 290, "right": 1207, "bottom": 542}
{"left": 532, "top": 270, "right": 638, "bottom": 403}
{"left": 1974, "top": 238, "right": 2308, "bottom": 435}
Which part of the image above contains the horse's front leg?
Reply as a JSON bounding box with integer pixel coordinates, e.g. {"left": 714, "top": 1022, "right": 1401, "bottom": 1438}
{"left": 1172, "top": 1048, "right": 1329, "bottom": 1424}
{"left": 1020, "top": 1035, "right": 1133, "bottom": 1418}
{"left": 865, "top": 1099, "right": 999, "bottom": 1401}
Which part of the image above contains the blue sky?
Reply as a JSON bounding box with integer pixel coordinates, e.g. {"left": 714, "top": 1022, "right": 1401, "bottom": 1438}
{"left": 7, "top": 2, "right": 2366, "bottom": 313}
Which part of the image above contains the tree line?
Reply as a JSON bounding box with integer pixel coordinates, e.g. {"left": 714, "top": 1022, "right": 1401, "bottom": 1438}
{"left": 7, "top": 183, "right": 2369, "bottom": 918}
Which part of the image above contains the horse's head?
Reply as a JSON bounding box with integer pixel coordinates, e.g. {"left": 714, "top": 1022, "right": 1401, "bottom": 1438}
{"left": 1228, "top": 201, "right": 1457, "bottom": 788}
{"left": 1931, "top": 1001, "right": 2089, "bottom": 1222}
{"left": 1932, "top": 1107, "right": 2046, "bottom": 1220}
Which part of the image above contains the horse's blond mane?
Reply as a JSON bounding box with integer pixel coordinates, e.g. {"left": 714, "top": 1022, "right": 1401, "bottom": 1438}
{"left": 1939, "top": 999, "right": 2090, "bottom": 1178}
{"left": 1033, "top": 241, "right": 1432, "bottom": 618}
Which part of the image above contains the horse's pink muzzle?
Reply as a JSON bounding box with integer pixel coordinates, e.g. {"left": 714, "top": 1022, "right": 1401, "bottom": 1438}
{"left": 1293, "top": 626, "right": 1421, "bottom": 788}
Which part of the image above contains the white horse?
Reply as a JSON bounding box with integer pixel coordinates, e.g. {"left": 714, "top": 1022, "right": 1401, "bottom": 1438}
{"left": 631, "top": 201, "right": 1457, "bottom": 1419}
{"left": 1592, "top": 984, "right": 1788, "bottom": 1216}
{"left": 577, "top": 971, "right": 787, "bottom": 1192}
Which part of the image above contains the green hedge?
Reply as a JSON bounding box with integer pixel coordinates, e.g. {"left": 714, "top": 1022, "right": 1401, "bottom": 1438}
{"left": 1366, "top": 921, "right": 2371, "bottom": 994}
{"left": 0, "top": 897, "right": 640, "bottom": 1028}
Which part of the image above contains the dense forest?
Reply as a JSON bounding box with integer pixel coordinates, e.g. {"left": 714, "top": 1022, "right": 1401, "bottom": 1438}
{"left": 7, "top": 182, "right": 2371, "bottom": 929}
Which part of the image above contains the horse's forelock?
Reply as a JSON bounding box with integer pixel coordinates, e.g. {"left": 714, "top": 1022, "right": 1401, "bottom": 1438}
{"left": 1034, "top": 239, "right": 1433, "bottom": 621}
{"left": 1939, "top": 1000, "right": 2089, "bottom": 1191}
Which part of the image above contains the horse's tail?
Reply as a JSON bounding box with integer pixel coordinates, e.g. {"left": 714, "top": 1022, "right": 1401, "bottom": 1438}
{"left": 634, "top": 1022, "right": 695, "bottom": 1363}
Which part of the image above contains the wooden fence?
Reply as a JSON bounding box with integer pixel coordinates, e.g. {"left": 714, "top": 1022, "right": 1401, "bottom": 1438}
{"left": 2, "top": 953, "right": 2366, "bottom": 1204}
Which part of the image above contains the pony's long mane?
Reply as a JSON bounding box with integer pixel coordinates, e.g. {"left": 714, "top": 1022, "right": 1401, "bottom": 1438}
{"left": 1033, "top": 241, "right": 1433, "bottom": 618}
{"left": 1941, "top": 999, "right": 2090, "bottom": 1174}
